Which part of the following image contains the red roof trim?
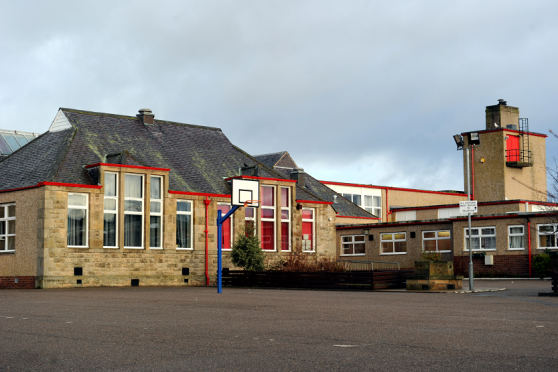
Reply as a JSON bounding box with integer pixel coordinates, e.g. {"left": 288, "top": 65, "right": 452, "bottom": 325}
{"left": 336, "top": 220, "right": 450, "bottom": 230}
{"left": 225, "top": 175, "right": 297, "bottom": 183}
{"left": 337, "top": 215, "right": 381, "bottom": 220}
{"left": 296, "top": 199, "right": 333, "bottom": 205}
{"left": 169, "top": 190, "right": 231, "bottom": 198}
{"left": 38, "top": 182, "right": 102, "bottom": 189}
{"left": 392, "top": 200, "right": 558, "bottom": 212}
{"left": 320, "top": 180, "right": 466, "bottom": 196}
{"left": 461, "top": 128, "right": 548, "bottom": 138}
{"left": 0, "top": 182, "right": 102, "bottom": 194}
{"left": 85, "top": 163, "right": 170, "bottom": 171}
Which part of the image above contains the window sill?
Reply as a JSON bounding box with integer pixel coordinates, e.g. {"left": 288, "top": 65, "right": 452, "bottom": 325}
{"left": 149, "top": 247, "right": 163, "bottom": 250}
{"left": 423, "top": 250, "right": 451, "bottom": 253}
{"left": 380, "top": 252, "right": 406, "bottom": 255}
{"left": 176, "top": 248, "right": 193, "bottom": 250}
{"left": 537, "top": 247, "right": 558, "bottom": 250}
{"left": 463, "top": 249, "right": 496, "bottom": 252}
{"left": 0, "top": 250, "right": 15, "bottom": 254}
{"left": 341, "top": 254, "right": 366, "bottom": 256}
{"left": 123, "top": 247, "right": 144, "bottom": 250}
{"left": 103, "top": 247, "right": 119, "bottom": 249}
{"left": 302, "top": 251, "right": 316, "bottom": 253}
{"left": 68, "top": 246, "right": 89, "bottom": 249}
{"left": 508, "top": 248, "right": 525, "bottom": 251}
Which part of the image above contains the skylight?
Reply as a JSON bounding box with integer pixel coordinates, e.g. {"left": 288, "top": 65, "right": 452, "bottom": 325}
{"left": 0, "top": 131, "right": 40, "bottom": 155}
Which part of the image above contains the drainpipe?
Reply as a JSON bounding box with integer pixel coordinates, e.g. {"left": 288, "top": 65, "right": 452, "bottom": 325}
{"left": 203, "top": 197, "right": 212, "bottom": 285}
{"left": 527, "top": 219, "right": 532, "bottom": 277}
{"left": 471, "top": 147, "right": 475, "bottom": 200}
{"left": 385, "top": 188, "right": 390, "bottom": 222}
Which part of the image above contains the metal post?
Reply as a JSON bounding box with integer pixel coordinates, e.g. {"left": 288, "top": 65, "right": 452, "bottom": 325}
{"left": 217, "top": 210, "right": 222, "bottom": 293}
{"left": 466, "top": 146, "right": 474, "bottom": 291}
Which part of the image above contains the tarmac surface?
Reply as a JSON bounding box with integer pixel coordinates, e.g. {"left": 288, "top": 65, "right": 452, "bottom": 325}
{"left": 1, "top": 279, "right": 557, "bottom": 371}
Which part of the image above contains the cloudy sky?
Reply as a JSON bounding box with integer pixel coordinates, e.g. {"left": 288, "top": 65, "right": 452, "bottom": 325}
{"left": 2, "top": 0, "right": 557, "bottom": 191}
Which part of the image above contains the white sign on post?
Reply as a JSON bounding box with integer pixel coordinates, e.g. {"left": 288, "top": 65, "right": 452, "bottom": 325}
{"left": 459, "top": 200, "right": 478, "bottom": 214}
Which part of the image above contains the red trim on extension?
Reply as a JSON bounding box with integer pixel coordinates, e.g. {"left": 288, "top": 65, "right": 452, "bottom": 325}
{"left": 85, "top": 163, "right": 170, "bottom": 171}
{"left": 38, "top": 182, "right": 102, "bottom": 189}
{"left": 392, "top": 200, "right": 558, "bottom": 212}
{"left": 336, "top": 220, "right": 449, "bottom": 230}
{"left": 169, "top": 190, "right": 231, "bottom": 198}
{"left": 225, "top": 175, "right": 297, "bottom": 183}
{"left": 320, "top": 180, "right": 465, "bottom": 196}
{"left": 337, "top": 215, "right": 381, "bottom": 220}
{"left": 0, "top": 184, "right": 42, "bottom": 194}
{"left": 296, "top": 199, "right": 333, "bottom": 205}
{"left": 461, "top": 128, "right": 548, "bottom": 138}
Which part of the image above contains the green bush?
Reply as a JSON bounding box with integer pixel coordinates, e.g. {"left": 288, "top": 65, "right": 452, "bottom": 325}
{"left": 231, "top": 223, "right": 265, "bottom": 271}
{"left": 421, "top": 251, "right": 442, "bottom": 262}
{"left": 533, "top": 253, "right": 551, "bottom": 279}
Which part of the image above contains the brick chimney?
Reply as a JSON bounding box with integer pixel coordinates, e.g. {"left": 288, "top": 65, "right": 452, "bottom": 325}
{"left": 290, "top": 168, "right": 306, "bottom": 187}
{"left": 485, "top": 99, "right": 519, "bottom": 130}
{"left": 137, "top": 108, "right": 154, "bottom": 125}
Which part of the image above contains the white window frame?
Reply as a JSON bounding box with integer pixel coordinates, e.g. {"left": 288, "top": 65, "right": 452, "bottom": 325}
{"left": 103, "top": 172, "right": 119, "bottom": 248}
{"left": 261, "top": 185, "right": 276, "bottom": 251}
{"left": 508, "top": 225, "right": 525, "bottom": 250}
{"left": 176, "top": 200, "right": 193, "bottom": 250}
{"left": 0, "top": 203, "right": 16, "bottom": 252}
{"left": 124, "top": 174, "right": 144, "bottom": 249}
{"left": 245, "top": 207, "right": 257, "bottom": 236}
{"left": 537, "top": 224, "right": 558, "bottom": 250}
{"left": 364, "top": 195, "right": 382, "bottom": 218}
{"left": 301, "top": 207, "right": 315, "bottom": 252}
{"left": 149, "top": 176, "right": 163, "bottom": 249}
{"left": 218, "top": 203, "right": 234, "bottom": 250}
{"left": 422, "top": 230, "right": 451, "bottom": 253}
{"left": 464, "top": 227, "right": 496, "bottom": 251}
{"left": 380, "top": 232, "right": 407, "bottom": 255}
{"left": 280, "top": 187, "right": 291, "bottom": 252}
{"left": 341, "top": 235, "right": 366, "bottom": 256}
{"left": 67, "top": 193, "right": 89, "bottom": 248}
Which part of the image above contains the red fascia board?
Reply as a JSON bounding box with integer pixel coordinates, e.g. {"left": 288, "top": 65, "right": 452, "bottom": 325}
{"left": 296, "top": 199, "right": 333, "bottom": 205}
{"left": 38, "top": 182, "right": 102, "bottom": 189}
{"left": 336, "top": 215, "right": 381, "bottom": 220}
{"left": 461, "top": 128, "right": 548, "bottom": 138}
{"left": 0, "top": 184, "right": 41, "bottom": 194}
{"left": 169, "top": 190, "right": 231, "bottom": 198}
{"left": 225, "top": 175, "right": 297, "bottom": 183}
{"left": 392, "top": 200, "right": 558, "bottom": 212}
{"left": 85, "top": 163, "right": 170, "bottom": 172}
{"left": 449, "top": 213, "right": 552, "bottom": 222}
{"left": 336, "top": 220, "right": 450, "bottom": 230}
{"left": 0, "top": 182, "right": 102, "bottom": 194}
{"left": 320, "top": 180, "right": 465, "bottom": 196}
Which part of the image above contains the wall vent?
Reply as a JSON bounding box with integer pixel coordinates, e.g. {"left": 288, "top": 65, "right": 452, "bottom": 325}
{"left": 131, "top": 279, "right": 139, "bottom": 286}
{"left": 182, "top": 268, "right": 189, "bottom": 275}
{"left": 74, "top": 267, "right": 83, "bottom": 276}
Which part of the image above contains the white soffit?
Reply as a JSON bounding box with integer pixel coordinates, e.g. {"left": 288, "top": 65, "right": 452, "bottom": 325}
{"left": 48, "top": 109, "right": 72, "bottom": 132}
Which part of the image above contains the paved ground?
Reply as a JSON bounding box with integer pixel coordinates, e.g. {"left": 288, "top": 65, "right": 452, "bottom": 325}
{"left": 1, "top": 280, "right": 557, "bottom": 371}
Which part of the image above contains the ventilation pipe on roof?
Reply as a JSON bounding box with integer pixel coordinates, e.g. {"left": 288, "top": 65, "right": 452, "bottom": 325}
{"left": 290, "top": 168, "right": 306, "bottom": 188}
{"left": 137, "top": 108, "right": 154, "bottom": 125}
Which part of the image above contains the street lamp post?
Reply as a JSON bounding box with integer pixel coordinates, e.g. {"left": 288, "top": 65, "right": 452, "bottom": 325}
{"left": 454, "top": 132, "right": 480, "bottom": 291}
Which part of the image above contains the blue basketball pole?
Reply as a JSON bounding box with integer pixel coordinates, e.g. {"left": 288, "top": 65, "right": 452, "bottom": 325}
{"left": 217, "top": 205, "right": 240, "bottom": 293}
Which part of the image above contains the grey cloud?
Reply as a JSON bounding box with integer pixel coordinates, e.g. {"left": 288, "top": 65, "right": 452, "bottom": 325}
{"left": 1, "top": 0, "right": 558, "bottom": 191}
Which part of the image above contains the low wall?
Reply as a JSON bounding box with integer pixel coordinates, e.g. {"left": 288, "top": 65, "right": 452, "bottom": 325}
{"left": 0, "top": 276, "right": 36, "bottom": 289}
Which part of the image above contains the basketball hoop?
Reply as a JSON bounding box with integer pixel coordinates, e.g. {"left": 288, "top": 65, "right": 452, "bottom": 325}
{"left": 243, "top": 200, "right": 261, "bottom": 207}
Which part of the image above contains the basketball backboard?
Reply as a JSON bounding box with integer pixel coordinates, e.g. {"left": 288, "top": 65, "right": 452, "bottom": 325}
{"left": 231, "top": 178, "right": 260, "bottom": 207}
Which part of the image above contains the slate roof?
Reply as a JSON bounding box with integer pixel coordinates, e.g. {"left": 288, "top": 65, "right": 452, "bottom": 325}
{"left": 0, "top": 108, "right": 270, "bottom": 194}
{"left": 0, "top": 108, "right": 374, "bottom": 218}
{"left": 253, "top": 151, "right": 298, "bottom": 169}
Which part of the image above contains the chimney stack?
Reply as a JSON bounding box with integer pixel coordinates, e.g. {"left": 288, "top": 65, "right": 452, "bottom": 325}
{"left": 137, "top": 108, "right": 155, "bottom": 125}
{"left": 485, "top": 99, "right": 519, "bottom": 130}
{"left": 290, "top": 168, "right": 306, "bottom": 187}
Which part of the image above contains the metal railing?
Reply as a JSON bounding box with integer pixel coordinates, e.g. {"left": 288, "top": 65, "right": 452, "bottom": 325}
{"left": 337, "top": 260, "right": 400, "bottom": 271}
{"left": 505, "top": 149, "right": 532, "bottom": 164}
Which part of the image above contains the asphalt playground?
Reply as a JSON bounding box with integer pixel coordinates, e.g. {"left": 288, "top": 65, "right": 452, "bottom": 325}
{"left": 1, "top": 280, "right": 557, "bottom": 371}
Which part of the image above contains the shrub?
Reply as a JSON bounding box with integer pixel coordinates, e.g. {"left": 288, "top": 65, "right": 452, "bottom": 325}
{"left": 270, "top": 253, "right": 345, "bottom": 272}
{"left": 533, "top": 253, "right": 551, "bottom": 279}
{"left": 231, "top": 224, "right": 265, "bottom": 271}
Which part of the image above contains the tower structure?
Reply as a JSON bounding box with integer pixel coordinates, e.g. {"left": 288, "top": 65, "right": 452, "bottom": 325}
{"left": 462, "top": 100, "right": 547, "bottom": 202}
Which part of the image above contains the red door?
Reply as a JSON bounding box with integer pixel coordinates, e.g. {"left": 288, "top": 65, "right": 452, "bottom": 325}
{"left": 506, "top": 135, "right": 520, "bottom": 162}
